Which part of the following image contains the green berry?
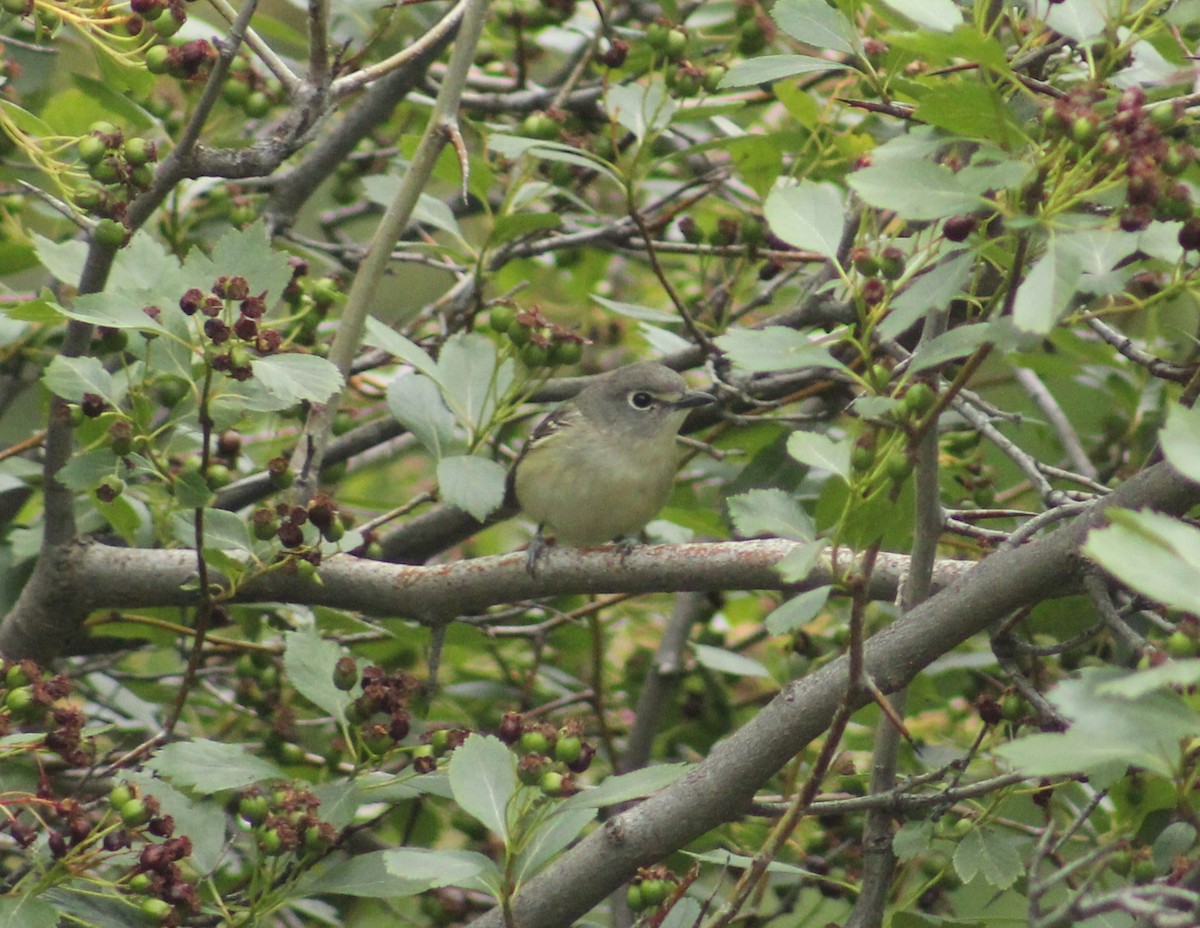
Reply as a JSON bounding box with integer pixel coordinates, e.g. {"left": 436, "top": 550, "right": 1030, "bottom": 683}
{"left": 903, "top": 382, "right": 935, "bottom": 417}
{"left": 221, "top": 79, "right": 250, "bottom": 105}
{"left": 549, "top": 339, "right": 583, "bottom": 366}
{"left": 120, "top": 797, "right": 151, "bottom": 827}
{"left": 520, "top": 729, "right": 550, "bottom": 755}
{"left": 243, "top": 91, "right": 271, "bottom": 119}
{"left": 93, "top": 219, "right": 128, "bottom": 249}
{"left": 520, "top": 342, "right": 549, "bottom": 368}
{"left": 140, "top": 898, "right": 173, "bottom": 923}
{"left": 144, "top": 44, "right": 170, "bottom": 74}
{"left": 555, "top": 735, "right": 583, "bottom": 764}
{"left": 77, "top": 134, "right": 108, "bottom": 165}
{"left": 488, "top": 305, "right": 516, "bottom": 333}
{"left": 539, "top": 770, "right": 565, "bottom": 796}
{"left": 626, "top": 883, "right": 645, "bottom": 911}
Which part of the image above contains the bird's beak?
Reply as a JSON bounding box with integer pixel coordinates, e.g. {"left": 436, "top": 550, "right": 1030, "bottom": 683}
{"left": 672, "top": 389, "right": 716, "bottom": 410}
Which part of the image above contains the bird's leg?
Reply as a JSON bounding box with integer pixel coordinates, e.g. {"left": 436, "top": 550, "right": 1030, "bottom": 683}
{"left": 616, "top": 534, "right": 638, "bottom": 566}
{"left": 526, "top": 524, "right": 549, "bottom": 576}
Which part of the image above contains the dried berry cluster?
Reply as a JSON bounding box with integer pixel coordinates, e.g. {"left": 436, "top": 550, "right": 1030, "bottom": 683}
{"left": 179, "top": 275, "right": 283, "bottom": 380}
{"left": 0, "top": 658, "right": 86, "bottom": 764}
{"left": 341, "top": 663, "right": 420, "bottom": 760}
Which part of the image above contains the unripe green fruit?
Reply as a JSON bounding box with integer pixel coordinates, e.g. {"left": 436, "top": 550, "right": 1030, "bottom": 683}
{"left": 120, "top": 797, "right": 151, "bottom": 827}
{"left": 626, "top": 883, "right": 646, "bottom": 912}
{"left": 488, "top": 305, "right": 515, "bottom": 333}
{"left": 1166, "top": 630, "right": 1197, "bottom": 658}
{"left": 128, "top": 872, "right": 154, "bottom": 894}
{"left": 152, "top": 9, "right": 183, "bottom": 36}
{"left": 555, "top": 735, "right": 583, "bottom": 764}
{"left": 243, "top": 91, "right": 271, "bottom": 118}
{"left": 5, "top": 685, "right": 35, "bottom": 717}
{"left": 549, "top": 339, "right": 582, "bottom": 366}
{"left": 884, "top": 452, "right": 910, "bottom": 482}
{"left": 640, "top": 878, "right": 670, "bottom": 906}
{"left": 144, "top": 44, "right": 171, "bottom": 74}
{"left": 77, "top": 134, "right": 108, "bottom": 165}
{"left": 5, "top": 664, "right": 29, "bottom": 689}
{"left": 140, "top": 898, "right": 173, "bottom": 923}
{"left": 93, "top": 219, "right": 128, "bottom": 248}
{"left": 520, "top": 730, "right": 550, "bottom": 755}
{"left": 539, "top": 770, "right": 565, "bottom": 796}
{"left": 222, "top": 79, "right": 250, "bottom": 105}
{"left": 108, "top": 783, "right": 135, "bottom": 810}
{"left": 520, "top": 342, "right": 549, "bottom": 368}
{"left": 903, "top": 382, "right": 935, "bottom": 416}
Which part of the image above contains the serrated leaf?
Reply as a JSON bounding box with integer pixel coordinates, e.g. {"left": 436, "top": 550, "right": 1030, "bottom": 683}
{"left": 147, "top": 739, "right": 285, "bottom": 794}
{"left": 387, "top": 372, "right": 462, "bottom": 458}
{"left": 775, "top": 539, "right": 825, "bottom": 582}
{"left": 448, "top": 734, "right": 517, "bottom": 843}
{"left": 892, "top": 820, "right": 934, "bottom": 861}
{"left": 727, "top": 488, "right": 814, "bottom": 541}
{"left": 1084, "top": 509, "right": 1200, "bottom": 614}
{"left": 513, "top": 807, "right": 595, "bottom": 883}
{"left": 716, "top": 326, "right": 848, "bottom": 374}
{"left": 849, "top": 159, "right": 986, "bottom": 221}
{"left": 882, "top": 251, "right": 974, "bottom": 341}
{"left": 772, "top": 0, "right": 860, "bottom": 55}
{"left": 764, "top": 182, "right": 846, "bottom": 260}
{"left": 490, "top": 211, "right": 562, "bottom": 245}
{"left": 1160, "top": 404, "right": 1200, "bottom": 484}
{"left": 997, "top": 668, "right": 1200, "bottom": 780}
{"left": 786, "top": 431, "right": 850, "bottom": 481}
{"left": 205, "top": 220, "right": 293, "bottom": 302}
{"left": 720, "top": 55, "right": 849, "bottom": 88}
{"left": 1013, "top": 236, "right": 1083, "bottom": 334}
{"left": 881, "top": 0, "right": 961, "bottom": 30}
{"left": 304, "top": 848, "right": 496, "bottom": 897}
{"left": 251, "top": 353, "right": 343, "bottom": 406}
{"left": 1098, "top": 660, "right": 1200, "bottom": 699}
{"left": 57, "top": 448, "right": 121, "bottom": 493}
{"left": 362, "top": 318, "right": 439, "bottom": 379}
{"left": 43, "top": 355, "right": 118, "bottom": 403}
{"left": 384, "top": 847, "right": 497, "bottom": 892}
{"left": 692, "top": 643, "right": 771, "bottom": 677}
{"left": 284, "top": 627, "right": 352, "bottom": 724}
{"left": 766, "top": 585, "right": 832, "bottom": 635}
{"left": 437, "top": 455, "right": 507, "bottom": 521}
{"left": 561, "top": 764, "right": 691, "bottom": 811}
{"left": 606, "top": 78, "right": 676, "bottom": 140}
{"left": 593, "top": 294, "right": 678, "bottom": 324}
{"left": 953, "top": 827, "right": 1022, "bottom": 888}
{"left": 31, "top": 234, "right": 88, "bottom": 287}
{"left": 437, "top": 332, "right": 506, "bottom": 431}
{"left": 0, "top": 896, "right": 61, "bottom": 928}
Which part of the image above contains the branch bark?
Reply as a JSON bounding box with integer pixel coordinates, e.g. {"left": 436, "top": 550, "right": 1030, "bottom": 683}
{"left": 462, "top": 460, "right": 1199, "bottom": 928}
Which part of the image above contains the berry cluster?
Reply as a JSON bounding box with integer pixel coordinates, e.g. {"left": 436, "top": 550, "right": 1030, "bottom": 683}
{"left": 252, "top": 494, "right": 348, "bottom": 550}
{"left": 1041, "top": 87, "right": 1195, "bottom": 232}
{"left": 492, "top": 0, "right": 577, "bottom": 31}
{"left": 143, "top": 38, "right": 217, "bottom": 81}
{"left": 342, "top": 663, "right": 419, "bottom": 760}
{"left": 500, "top": 712, "right": 595, "bottom": 797}
{"left": 179, "top": 275, "right": 283, "bottom": 380}
{"left": 625, "top": 866, "right": 679, "bottom": 913}
{"left": 234, "top": 784, "right": 336, "bottom": 859}
{"left": 486, "top": 304, "right": 585, "bottom": 368}
{"left": 0, "top": 659, "right": 85, "bottom": 763}
{"left": 125, "top": 0, "right": 190, "bottom": 39}
{"left": 220, "top": 55, "right": 286, "bottom": 120}
{"left": 74, "top": 121, "right": 159, "bottom": 232}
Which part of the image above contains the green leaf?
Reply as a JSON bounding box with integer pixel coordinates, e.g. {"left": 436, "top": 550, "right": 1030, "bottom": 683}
{"left": 438, "top": 332, "right": 508, "bottom": 432}
{"left": 716, "top": 326, "right": 848, "bottom": 374}
{"left": 448, "top": 734, "right": 517, "bottom": 843}
{"left": 775, "top": 540, "right": 826, "bottom": 583}
{"left": 1084, "top": 509, "right": 1200, "bottom": 614}
{"left": 487, "top": 135, "right": 620, "bottom": 185}
{"left": 686, "top": 848, "right": 831, "bottom": 878}
{"left": 659, "top": 898, "right": 703, "bottom": 928}
{"left": 763, "top": 182, "right": 846, "bottom": 260}
{"left": 1160, "top": 404, "right": 1200, "bottom": 484}
{"left": 251, "top": 353, "right": 343, "bottom": 406}
{"left": 849, "top": 158, "right": 987, "bottom": 221}
{"left": 593, "top": 294, "right": 678, "bottom": 324}
{"left": 1012, "top": 236, "right": 1083, "bottom": 334}
{"left": 892, "top": 820, "right": 934, "bottom": 861}
{"left": 952, "top": 826, "right": 1023, "bottom": 889}
{"left": 786, "top": 431, "right": 850, "bottom": 481}
{"left": 56, "top": 448, "right": 120, "bottom": 493}
{"left": 727, "top": 488, "right": 814, "bottom": 541}
{"left": 387, "top": 372, "right": 462, "bottom": 459}
{"left": 766, "top": 586, "right": 832, "bottom": 635}
{"left": 206, "top": 220, "right": 294, "bottom": 302}
{"left": 772, "top": 0, "right": 860, "bottom": 55}
{"left": 997, "top": 668, "right": 1200, "bottom": 780}
{"left": 692, "top": 643, "right": 771, "bottom": 677}
{"left": 561, "top": 763, "right": 691, "bottom": 810}
{"left": 513, "top": 807, "right": 595, "bottom": 883}
{"left": 1098, "top": 660, "right": 1200, "bottom": 699}
{"left": 384, "top": 848, "right": 497, "bottom": 892}
{"left": 490, "top": 211, "right": 562, "bottom": 245}
{"left": 1044, "top": 0, "right": 1108, "bottom": 42}
{"left": 305, "top": 848, "right": 496, "bottom": 897}
{"left": 31, "top": 233, "right": 88, "bottom": 286}
{"left": 882, "top": 0, "right": 961, "bottom": 31}
{"left": 284, "top": 627, "right": 352, "bottom": 724}
{"left": 720, "top": 55, "right": 849, "bottom": 89}
{"left": 43, "top": 355, "right": 119, "bottom": 403}
{"left": 908, "top": 320, "right": 1021, "bottom": 373}
{"left": 437, "top": 455, "right": 508, "bottom": 522}
{"left": 606, "top": 78, "right": 676, "bottom": 140}
{"left": 912, "top": 81, "right": 1020, "bottom": 145}
{"left": 198, "top": 507, "right": 253, "bottom": 551}
{"left": 363, "top": 317, "right": 439, "bottom": 379}
{"left": 147, "top": 739, "right": 285, "bottom": 794}
{"left": 0, "top": 896, "right": 59, "bottom": 928}
{"left": 881, "top": 251, "right": 974, "bottom": 341}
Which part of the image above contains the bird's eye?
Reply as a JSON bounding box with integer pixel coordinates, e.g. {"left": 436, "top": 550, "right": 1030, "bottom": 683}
{"left": 630, "top": 391, "right": 655, "bottom": 410}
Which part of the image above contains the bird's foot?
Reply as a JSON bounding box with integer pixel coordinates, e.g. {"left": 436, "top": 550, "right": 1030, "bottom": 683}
{"left": 525, "top": 527, "right": 549, "bottom": 577}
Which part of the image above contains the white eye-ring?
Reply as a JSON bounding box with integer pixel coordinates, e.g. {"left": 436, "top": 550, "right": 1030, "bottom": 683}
{"left": 630, "top": 391, "right": 655, "bottom": 410}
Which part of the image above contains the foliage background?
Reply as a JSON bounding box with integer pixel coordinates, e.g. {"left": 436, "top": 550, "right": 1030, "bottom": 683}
{"left": 3, "top": 0, "right": 1200, "bottom": 926}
